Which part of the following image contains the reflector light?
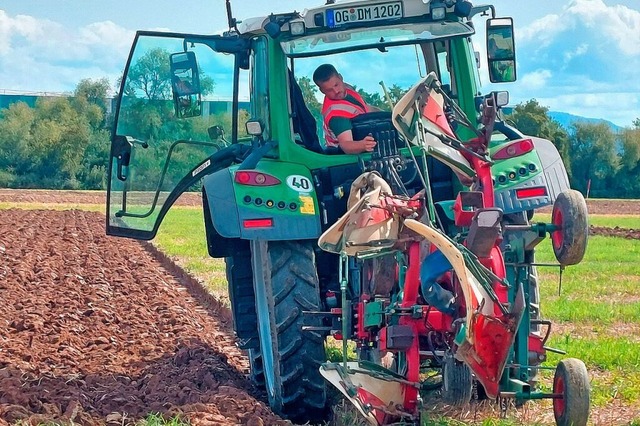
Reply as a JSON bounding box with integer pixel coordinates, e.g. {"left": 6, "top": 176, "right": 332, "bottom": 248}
{"left": 516, "top": 187, "right": 547, "bottom": 199}
{"left": 492, "top": 138, "right": 535, "bottom": 160}
{"left": 243, "top": 218, "right": 273, "bottom": 228}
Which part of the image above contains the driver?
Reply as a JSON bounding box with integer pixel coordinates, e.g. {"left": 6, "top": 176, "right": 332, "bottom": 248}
{"left": 313, "top": 64, "right": 378, "bottom": 154}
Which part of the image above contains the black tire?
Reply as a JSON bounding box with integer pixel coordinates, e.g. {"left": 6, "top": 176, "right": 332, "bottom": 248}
{"left": 250, "top": 240, "right": 328, "bottom": 423}
{"left": 225, "top": 250, "right": 263, "bottom": 385}
{"left": 553, "top": 358, "right": 590, "bottom": 426}
{"left": 441, "top": 354, "right": 472, "bottom": 406}
{"left": 551, "top": 190, "right": 589, "bottom": 266}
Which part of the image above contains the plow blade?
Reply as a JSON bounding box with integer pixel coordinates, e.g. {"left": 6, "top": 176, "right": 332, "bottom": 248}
{"left": 404, "top": 219, "right": 525, "bottom": 398}
{"left": 320, "top": 362, "right": 410, "bottom": 425}
{"left": 456, "top": 283, "right": 525, "bottom": 398}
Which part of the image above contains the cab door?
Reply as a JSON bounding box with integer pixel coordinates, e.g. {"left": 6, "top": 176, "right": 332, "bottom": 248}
{"left": 106, "top": 31, "right": 250, "bottom": 239}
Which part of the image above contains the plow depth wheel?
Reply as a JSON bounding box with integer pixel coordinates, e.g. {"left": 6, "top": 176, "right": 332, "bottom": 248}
{"left": 441, "top": 354, "right": 473, "bottom": 406}
{"left": 553, "top": 358, "right": 590, "bottom": 426}
{"left": 551, "top": 190, "right": 588, "bottom": 266}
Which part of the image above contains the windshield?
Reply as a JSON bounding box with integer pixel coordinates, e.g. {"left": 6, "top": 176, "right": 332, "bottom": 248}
{"left": 290, "top": 36, "right": 470, "bottom": 144}
{"left": 282, "top": 21, "right": 474, "bottom": 57}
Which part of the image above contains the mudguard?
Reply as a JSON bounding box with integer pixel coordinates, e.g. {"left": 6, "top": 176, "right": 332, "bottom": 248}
{"left": 492, "top": 136, "right": 570, "bottom": 214}
{"left": 202, "top": 162, "right": 322, "bottom": 242}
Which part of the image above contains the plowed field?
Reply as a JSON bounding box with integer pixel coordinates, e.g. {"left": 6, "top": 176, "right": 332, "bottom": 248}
{"left": 0, "top": 208, "right": 288, "bottom": 426}
{"left": 1, "top": 190, "right": 639, "bottom": 426}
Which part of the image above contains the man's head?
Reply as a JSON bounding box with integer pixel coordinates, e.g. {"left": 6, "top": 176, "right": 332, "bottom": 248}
{"left": 313, "top": 64, "right": 346, "bottom": 101}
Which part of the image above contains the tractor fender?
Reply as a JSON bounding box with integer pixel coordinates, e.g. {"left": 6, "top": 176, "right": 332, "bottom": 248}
{"left": 202, "top": 163, "right": 322, "bottom": 256}
{"left": 492, "top": 136, "right": 570, "bottom": 214}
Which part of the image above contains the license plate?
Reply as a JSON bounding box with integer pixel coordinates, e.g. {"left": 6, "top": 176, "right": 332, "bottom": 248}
{"left": 326, "top": 2, "right": 403, "bottom": 28}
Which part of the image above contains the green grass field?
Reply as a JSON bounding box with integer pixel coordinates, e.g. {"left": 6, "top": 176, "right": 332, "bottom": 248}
{"left": 3, "top": 200, "right": 640, "bottom": 424}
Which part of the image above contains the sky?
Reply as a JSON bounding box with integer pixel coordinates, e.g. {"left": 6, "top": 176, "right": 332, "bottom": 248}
{"left": 0, "top": 0, "right": 639, "bottom": 127}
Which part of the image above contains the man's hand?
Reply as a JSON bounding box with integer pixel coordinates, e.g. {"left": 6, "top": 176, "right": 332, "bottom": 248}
{"left": 359, "top": 134, "right": 377, "bottom": 152}
{"left": 337, "top": 130, "right": 377, "bottom": 154}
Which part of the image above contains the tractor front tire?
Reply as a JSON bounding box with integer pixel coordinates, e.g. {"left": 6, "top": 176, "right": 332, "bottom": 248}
{"left": 551, "top": 190, "right": 589, "bottom": 266}
{"left": 553, "top": 358, "right": 590, "bottom": 426}
{"left": 250, "top": 240, "right": 328, "bottom": 423}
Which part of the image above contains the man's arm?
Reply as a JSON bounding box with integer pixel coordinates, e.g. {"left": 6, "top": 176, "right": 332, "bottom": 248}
{"left": 336, "top": 130, "right": 377, "bottom": 154}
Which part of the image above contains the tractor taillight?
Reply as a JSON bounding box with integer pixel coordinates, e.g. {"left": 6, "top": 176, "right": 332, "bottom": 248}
{"left": 516, "top": 186, "right": 547, "bottom": 199}
{"left": 243, "top": 218, "right": 273, "bottom": 228}
{"left": 492, "top": 138, "right": 535, "bottom": 160}
{"left": 234, "top": 171, "right": 280, "bottom": 186}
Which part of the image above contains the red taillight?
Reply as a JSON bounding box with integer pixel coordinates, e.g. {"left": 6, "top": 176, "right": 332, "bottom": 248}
{"left": 243, "top": 218, "right": 273, "bottom": 228}
{"left": 236, "top": 171, "right": 251, "bottom": 184}
{"left": 234, "top": 171, "right": 280, "bottom": 186}
{"left": 492, "top": 138, "right": 535, "bottom": 160}
{"left": 516, "top": 187, "right": 547, "bottom": 199}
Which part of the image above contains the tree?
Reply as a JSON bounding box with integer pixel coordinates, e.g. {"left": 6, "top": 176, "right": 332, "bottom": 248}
{"left": 615, "top": 125, "right": 640, "bottom": 197}
{"left": 297, "top": 76, "right": 321, "bottom": 114}
{"left": 569, "top": 122, "right": 617, "bottom": 196}
{"left": 75, "top": 78, "right": 111, "bottom": 109}
{"left": 124, "top": 48, "right": 172, "bottom": 100}
{"left": 0, "top": 102, "right": 36, "bottom": 186}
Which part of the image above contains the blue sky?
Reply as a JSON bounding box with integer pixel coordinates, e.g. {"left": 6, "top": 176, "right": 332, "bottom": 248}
{"left": 0, "top": 0, "right": 638, "bottom": 126}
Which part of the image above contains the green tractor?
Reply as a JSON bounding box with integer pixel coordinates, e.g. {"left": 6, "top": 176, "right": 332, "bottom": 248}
{"left": 106, "top": 1, "right": 590, "bottom": 424}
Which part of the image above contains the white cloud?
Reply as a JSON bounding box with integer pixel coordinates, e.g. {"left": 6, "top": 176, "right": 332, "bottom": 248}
{"left": 509, "top": 0, "right": 640, "bottom": 126}
{"left": 567, "top": 0, "right": 640, "bottom": 55}
{"left": 563, "top": 43, "right": 588, "bottom": 64}
{"left": 0, "top": 11, "right": 132, "bottom": 94}
{"left": 519, "top": 69, "right": 552, "bottom": 91}
{"left": 518, "top": 14, "right": 566, "bottom": 48}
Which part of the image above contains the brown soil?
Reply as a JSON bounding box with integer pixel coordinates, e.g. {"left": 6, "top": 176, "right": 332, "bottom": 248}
{"left": 3, "top": 190, "right": 640, "bottom": 215}
{"left": 0, "top": 189, "right": 201, "bottom": 206}
{"left": 1, "top": 190, "right": 639, "bottom": 425}
{"left": 537, "top": 198, "right": 640, "bottom": 216}
{"left": 0, "top": 209, "right": 289, "bottom": 426}
{"left": 590, "top": 225, "right": 640, "bottom": 239}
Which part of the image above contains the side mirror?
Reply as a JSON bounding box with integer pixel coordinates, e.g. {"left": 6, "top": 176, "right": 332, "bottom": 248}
{"left": 246, "top": 119, "right": 264, "bottom": 137}
{"left": 494, "top": 91, "right": 509, "bottom": 108}
{"left": 208, "top": 125, "right": 225, "bottom": 141}
{"left": 486, "top": 17, "right": 517, "bottom": 83}
{"left": 170, "top": 51, "right": 202, "bottom": 118}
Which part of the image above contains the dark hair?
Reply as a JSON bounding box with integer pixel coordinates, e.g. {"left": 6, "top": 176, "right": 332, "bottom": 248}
{"left": 313, "top": 64, "right": 339, "bottom": 85}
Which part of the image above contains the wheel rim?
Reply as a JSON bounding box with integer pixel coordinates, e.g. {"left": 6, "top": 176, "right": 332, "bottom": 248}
{"left": 252, "top": 242, "right": 277, "bottom": 401}
{"left": 553, "top": 374, "right": 566, "bottom": 417}
{"left": 552, "top": 208, "right": 564, "bottom": 249}
{"left": 256, "top": 282, "right": 276, "bottom": 397}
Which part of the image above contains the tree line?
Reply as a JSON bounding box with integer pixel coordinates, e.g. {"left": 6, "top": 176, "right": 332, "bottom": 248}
{"left": 0, "top": 77, "right": 639, "bottom": 198}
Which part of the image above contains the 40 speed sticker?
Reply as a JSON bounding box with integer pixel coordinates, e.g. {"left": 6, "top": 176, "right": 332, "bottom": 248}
{"left": 286, "top": 175, "right": 313, "bottom": 193}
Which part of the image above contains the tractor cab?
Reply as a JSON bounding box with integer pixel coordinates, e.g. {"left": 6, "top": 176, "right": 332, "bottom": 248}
{"left": 106, "top": 0, "right": 517, "bottom": 240}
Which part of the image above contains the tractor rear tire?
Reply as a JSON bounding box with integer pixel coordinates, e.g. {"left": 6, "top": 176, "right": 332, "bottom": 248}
{"left": 441, "top": 354, "right": 473, "bottom": 406}
{"left": 551, "top": 190, "right": 588, "bottom": 266}
{"left": 553, "top": 358, "right": 590, "bottom": 426}
{"left": 250, "top": 240, "right": 328, "bottom": 423}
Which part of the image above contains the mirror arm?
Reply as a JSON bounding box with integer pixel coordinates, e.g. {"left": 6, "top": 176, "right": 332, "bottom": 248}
{"left": 469, "top": 5, "right": 495, "bottom": 19}
{"left": 226, "top": 0, "right": 239, "bottom": 33}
